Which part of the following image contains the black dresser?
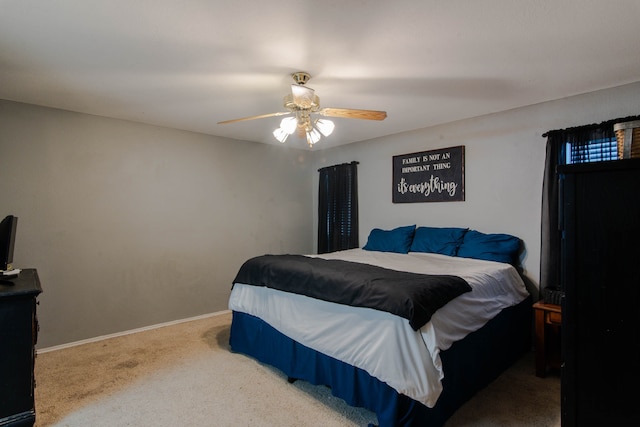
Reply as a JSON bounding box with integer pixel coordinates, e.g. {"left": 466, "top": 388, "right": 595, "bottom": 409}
{"left": 0, "top": 269, "right": 42, "bottom": 427}
{"left": 559, "top": 159, "right": 640, "bottom": 426}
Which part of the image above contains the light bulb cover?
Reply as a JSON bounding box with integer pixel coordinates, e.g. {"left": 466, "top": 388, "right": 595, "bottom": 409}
{"left": 306, "top": 128, "right": 321, "bottom": 145}
{"left": 315, "top": 119, "right": 335, "bottom": 137}
{"left": 280, "top": 117, "right": 297, "bottom": 134}
{"left": 273, "top": 127, "right": 289, "bottom": 143}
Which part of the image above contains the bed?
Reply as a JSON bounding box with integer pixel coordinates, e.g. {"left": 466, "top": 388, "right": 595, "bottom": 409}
{"left": 228, "top": 226, "right": 532, "bottom": 427}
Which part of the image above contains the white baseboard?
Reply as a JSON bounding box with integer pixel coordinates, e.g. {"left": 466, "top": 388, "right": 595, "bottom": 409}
{"left": 37, "top": 309, "right": 231, "bottom": 354}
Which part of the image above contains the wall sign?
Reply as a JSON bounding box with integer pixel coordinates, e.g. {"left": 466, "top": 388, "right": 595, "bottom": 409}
{"left": 393, "top": 146, "right": 465, "bottom": 203}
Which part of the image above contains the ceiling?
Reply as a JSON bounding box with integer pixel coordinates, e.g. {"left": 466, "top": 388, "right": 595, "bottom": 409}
{"left": 2, "top": 1, "right": 640, "bottom": 150}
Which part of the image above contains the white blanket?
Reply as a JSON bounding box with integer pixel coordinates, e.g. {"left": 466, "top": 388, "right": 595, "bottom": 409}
{"left": 228, "top": 249, "right": 529, "bottom": 407}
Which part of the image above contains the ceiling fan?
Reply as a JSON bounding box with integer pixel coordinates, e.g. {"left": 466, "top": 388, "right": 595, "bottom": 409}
{"left": 218, "top": 72, "right": 387, "bottom": 147}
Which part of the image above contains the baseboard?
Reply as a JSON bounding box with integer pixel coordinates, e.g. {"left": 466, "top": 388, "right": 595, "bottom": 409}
{"left": 37, "top": 309, "right": 231, "bottom": 354}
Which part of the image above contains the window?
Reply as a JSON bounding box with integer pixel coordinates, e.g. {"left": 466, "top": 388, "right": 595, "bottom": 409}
{"left": 317, "top": 162, "right": 359, "bottom": 254}
{"left": 565, "top": 135, "right": 618, "bottom": 164}
{"left": 541, "top": 114, "right": 640, "bottom": 298}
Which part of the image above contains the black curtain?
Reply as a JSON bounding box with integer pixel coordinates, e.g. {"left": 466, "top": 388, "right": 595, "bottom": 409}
{"left": 318, "top": 161, "right": 359, "bottom": 254}
{"left": 540, "top": 115, "right": 640, "bottom": 298}
{"left": 539, "top": 132, "right": 563, "bottom": 296}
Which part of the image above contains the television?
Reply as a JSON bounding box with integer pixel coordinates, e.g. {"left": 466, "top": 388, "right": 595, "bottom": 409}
{"left": 0, "top": 215, "right": 18, "bottom": 271}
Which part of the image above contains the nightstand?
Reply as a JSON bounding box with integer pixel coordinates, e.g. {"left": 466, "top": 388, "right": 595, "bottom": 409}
{"left": 533, "top": 301, "right": 561, "bottom": 377}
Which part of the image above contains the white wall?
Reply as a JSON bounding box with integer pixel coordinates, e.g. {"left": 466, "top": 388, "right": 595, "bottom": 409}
{"left": 313, "top": 81, "right": 640, "bottom": 295}
{"left": 0, "top": 100, "right": 313, "bottom": 348}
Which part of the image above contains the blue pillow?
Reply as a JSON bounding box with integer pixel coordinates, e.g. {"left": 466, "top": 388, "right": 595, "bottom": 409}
{"left": 363, "top": 225, "right": 416, "bottom": 254}
{"left": 410, "top": 227, "right": 468, "bottom": 256}
{"left": 457, "top": 230, "right": 521, "bottom": 264}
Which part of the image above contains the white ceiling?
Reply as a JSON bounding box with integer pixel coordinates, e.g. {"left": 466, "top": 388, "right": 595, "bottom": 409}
{"left": 2, "top": 0, "right": 640, "bottom": 150}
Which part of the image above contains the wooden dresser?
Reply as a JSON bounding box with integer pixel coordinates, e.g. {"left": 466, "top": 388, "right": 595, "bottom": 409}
{"left": 0, "top": 269, "right": 42, "bottom": 427}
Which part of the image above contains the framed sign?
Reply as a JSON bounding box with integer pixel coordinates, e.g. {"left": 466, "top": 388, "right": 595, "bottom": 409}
{"left": 393, "top": 146, "right": 465, "bottom": 203}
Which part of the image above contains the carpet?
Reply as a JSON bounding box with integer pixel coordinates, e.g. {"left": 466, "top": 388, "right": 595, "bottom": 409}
{"left": 34, "top": 311, "right": 560, "bottom": 426}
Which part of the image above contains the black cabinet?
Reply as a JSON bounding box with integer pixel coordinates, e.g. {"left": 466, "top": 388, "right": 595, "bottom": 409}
{"left": 559, "top": 159, "right": 640, "bottom": 426}
{"left": 0, "top": 269, "right": 42, "bottom": 427}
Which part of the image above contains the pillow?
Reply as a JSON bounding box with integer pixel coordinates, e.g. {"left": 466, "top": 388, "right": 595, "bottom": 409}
{"left": 457, "top": 230, "right": 521, "bottom": 264}
{"left": 363, "top": 225, "right": 416, "bottom": 254}
{"left": 410, "top": 227, "right": 468, "bottom": 256}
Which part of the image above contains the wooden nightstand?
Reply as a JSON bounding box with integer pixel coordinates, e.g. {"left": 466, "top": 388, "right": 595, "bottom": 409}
{"left": 533, "top": 301, "right": 561, "bottom": 377}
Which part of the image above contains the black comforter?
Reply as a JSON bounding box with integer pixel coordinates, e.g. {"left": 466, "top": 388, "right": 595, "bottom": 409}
{"left": 232, "top": 254, "right": 471, "bottom": 330}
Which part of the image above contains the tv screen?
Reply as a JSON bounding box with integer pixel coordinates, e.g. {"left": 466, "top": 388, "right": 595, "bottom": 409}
{"left": 0, "top": 215, "right": 18, "bottom": 271}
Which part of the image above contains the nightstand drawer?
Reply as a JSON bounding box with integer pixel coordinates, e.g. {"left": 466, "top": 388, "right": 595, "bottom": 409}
{"left": 547, "top": 311, "right": 562, "bottom": 325}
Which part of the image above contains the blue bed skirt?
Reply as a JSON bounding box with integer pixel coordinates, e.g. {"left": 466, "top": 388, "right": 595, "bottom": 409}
{"left": 229, "top": 296, "right": 531, "bottom": 427}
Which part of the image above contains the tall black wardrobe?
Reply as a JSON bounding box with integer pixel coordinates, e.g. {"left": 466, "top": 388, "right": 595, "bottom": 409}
{"left": 559, "top": 158, "right": 640, "bottom": 426}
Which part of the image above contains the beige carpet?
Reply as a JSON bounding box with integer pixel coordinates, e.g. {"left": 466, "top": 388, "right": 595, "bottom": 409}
{"left": 34, "top": 311, "right": 561, "bottom": 426}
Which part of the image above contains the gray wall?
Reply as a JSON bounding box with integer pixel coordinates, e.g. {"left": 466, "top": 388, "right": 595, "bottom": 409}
{"left": 313, "top": 81, "right": 640, "bottom": 296}
{"left": 3, "top": 81, "right": 639, "bottom": 347}
{"left": 0, "top": 100, "right": 313, "bottom": 348}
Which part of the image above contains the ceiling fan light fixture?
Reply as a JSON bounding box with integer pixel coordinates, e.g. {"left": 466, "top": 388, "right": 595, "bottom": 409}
{"left": 219, "top": 72, "right": 386, "bottom": 148}
{"left": 279, "top": 116, "right": 298, "bottom": 134}
{"left": 315, "top": 118, "right": 335, "bottom": 137}
{"left": 291, "top": 84, "right": 317, "bottom": 109}
{"left": 273, "top": 127, "right": 289, "bottom": 143}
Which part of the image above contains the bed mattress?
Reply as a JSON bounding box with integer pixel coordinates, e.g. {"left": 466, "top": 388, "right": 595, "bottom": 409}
{"left": 228, "top": 249, "right": 529, "bottom": 407}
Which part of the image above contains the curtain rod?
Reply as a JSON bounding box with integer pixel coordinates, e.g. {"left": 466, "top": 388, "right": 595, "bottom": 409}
{"left": 542, "top": 114, "right": 640, "bottom": 138}
{"left": 318, "top": 161, "right": 359, "bottom": 172}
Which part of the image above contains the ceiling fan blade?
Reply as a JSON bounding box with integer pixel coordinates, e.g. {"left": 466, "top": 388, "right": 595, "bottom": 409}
{"left": 318, "top": 108, "right": 387, "bottom": 121}
{"left": 218, "top": 111, "right": 290, "bottom": 125}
